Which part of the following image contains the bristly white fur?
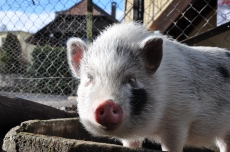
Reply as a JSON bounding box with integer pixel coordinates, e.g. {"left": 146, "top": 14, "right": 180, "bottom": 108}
{"left": 67, "top": 22, "right": 230, "bottom": 152}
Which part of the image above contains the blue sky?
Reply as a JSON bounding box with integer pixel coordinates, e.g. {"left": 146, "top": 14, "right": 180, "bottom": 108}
{"left": 0, "top": 0, "right": 124, "bottom": 33}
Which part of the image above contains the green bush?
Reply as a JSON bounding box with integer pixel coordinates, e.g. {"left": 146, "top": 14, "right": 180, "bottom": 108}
{"left": 28, "top": 46, "right": 74, "bottom": 95}
{"left": 0, "top": 32, "right": 27, "bottom": 74}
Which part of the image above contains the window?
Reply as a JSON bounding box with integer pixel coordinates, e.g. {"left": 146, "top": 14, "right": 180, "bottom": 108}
{"left": 1, "top": 37, "right": 5, "bottom": 46}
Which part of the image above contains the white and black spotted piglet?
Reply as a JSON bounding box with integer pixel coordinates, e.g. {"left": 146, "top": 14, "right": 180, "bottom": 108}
{"left": 67, "top": 22, "right": 230, "bottom": 152}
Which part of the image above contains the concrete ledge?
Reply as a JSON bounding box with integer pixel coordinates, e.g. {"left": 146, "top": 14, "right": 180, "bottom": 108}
{"left": 2, "top": 118, "right": 160, "bottom": 152}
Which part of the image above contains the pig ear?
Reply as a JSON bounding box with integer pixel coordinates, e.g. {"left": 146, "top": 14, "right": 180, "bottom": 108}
{"left": 140, "top": 37, "right": 163, "bottom": 74}
{"left": 67, "top": 37, "right": 87, "bottom": 78}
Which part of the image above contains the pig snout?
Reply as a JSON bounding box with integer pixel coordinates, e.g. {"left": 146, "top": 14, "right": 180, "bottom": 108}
{"left": 94, "top": 100, "right": 123, "bottom": 130}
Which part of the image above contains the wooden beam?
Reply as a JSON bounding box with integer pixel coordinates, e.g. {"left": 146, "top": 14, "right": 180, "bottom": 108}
{"left": 181, "top": 21, "right": 230, "bottom": 45}
{"left": 148, "top": 0, "right": 194, "bottom": 32}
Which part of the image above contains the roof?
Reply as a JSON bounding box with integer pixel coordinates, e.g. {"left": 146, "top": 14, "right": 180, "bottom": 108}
{"left": 57, "top": 1, "right": 99, "bottom": 16}
{"left": 57, "top": 0, "right": 112, "bottom": 17}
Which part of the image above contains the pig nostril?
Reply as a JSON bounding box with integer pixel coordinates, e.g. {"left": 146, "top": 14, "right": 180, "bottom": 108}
{"left": 113, "top": 110, "right": 117, "bottom": 114}
{"left": 99, "top": 109, "right": 104, "bottom": 115}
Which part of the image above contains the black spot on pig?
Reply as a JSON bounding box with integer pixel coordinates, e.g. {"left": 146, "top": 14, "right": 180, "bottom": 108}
{"left": 130, "top": 88, "right": 148, "bottom": 116}
{"left": 226, "top": 52, "right": 230, "bottom": 58}
{"left": 217, "top": 66, "right": 229, "bottom": 78}
{"left": 212, "top": 96, "right": 230, "bottom": 112}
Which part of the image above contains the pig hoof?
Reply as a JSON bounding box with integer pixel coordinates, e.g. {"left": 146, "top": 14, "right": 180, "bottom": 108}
{"left": 94, "top": 100, "right": 123, "bottom": 130}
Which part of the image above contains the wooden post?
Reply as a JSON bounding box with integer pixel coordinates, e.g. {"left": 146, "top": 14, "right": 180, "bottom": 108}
{"left": 87, "top": 0, "right": 93, "bottom": 43}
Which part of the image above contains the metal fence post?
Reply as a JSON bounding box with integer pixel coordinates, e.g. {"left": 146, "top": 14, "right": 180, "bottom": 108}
{"left": 133, "top": 0, "right": 144, "bottom": 23}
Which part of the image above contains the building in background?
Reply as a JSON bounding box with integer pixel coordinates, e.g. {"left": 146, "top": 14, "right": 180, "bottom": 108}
{"left": 26, "top": 0, "right": 118, "bottom": 47}
{"left": 124, "top": 0, "right": 230, "bottom": 48}
{"left": 124, "top": 0, "right": 173, "bottom": 27}
{"left": 124, "top": 0, "right": 216, "bottom": 41}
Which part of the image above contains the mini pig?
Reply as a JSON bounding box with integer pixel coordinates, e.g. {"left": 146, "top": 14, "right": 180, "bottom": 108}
{"left": 67, "top": 22, "right": 230, "bottom": 152}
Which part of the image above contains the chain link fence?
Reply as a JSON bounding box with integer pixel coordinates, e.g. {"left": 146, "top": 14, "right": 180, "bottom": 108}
{"left": 0, "top": 0, "right": 230, "bottom": 109}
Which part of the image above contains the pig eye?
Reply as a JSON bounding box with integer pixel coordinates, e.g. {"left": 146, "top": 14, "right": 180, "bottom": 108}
{"left": 124, "top": 76, "right": 137, "bottom": 88}
{"left": 128, "top": 78, "right": 137, "bottom": 87}
{"left": 128, "top": 78, "right": 135, "bottom": 83}
{"left": 86, "top": 74, "right": 93, "bottom": 83}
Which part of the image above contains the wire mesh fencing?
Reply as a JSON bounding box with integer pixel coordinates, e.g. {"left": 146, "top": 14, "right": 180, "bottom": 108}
{"left": 0, "top": 0, "right": 230, "bottom": 109}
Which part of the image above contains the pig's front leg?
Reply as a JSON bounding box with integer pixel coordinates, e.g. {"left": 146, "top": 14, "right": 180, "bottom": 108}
{"left": 160, "top": 128, "right": 187, "bottom": 152}
{"left": 122, "top": 139, "right": 143, "bottom": 148}
{"left": 216, "top": 134, "right": 230, "bottom": 152}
